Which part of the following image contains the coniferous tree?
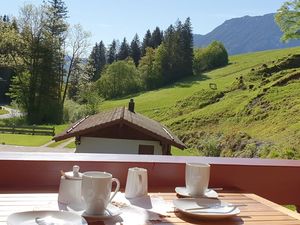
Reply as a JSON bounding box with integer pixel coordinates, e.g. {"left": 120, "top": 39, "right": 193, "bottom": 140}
{"left": 155, "top": 18, "right": 194, "bottom": 85}
{"left": 151, "top": 27, "right": 163, "bottom": 48}
{"left": 2, "top": 15, "right": 9, "bottom": 23}
{"left": 107, "top": 39, "right": 117, "bottom": 64}
{"left": 97, "top": 41, "right": 106, "bottom": 77}
{"left": 46, "top": 0, "right": 68, "bottom": 38}
{"left": 141, "top": 29, "right": 152, "bottom": 56}
{"left": 117, "top": 38, "right": 130, "bottom": 60}
{"left": 68, "top": 62, "right": 84, "bottom": 100}
{"left": 130, "top": 34, "right": 141, "bottom": 66}
{"left": 43, "top": 0, "right": 69, "bottom": 123}
{"left": 181, "top": 17, "right": 193, "bottom": 76}
{"left": 87, "top": 41, "right": 106, "bottom": 81}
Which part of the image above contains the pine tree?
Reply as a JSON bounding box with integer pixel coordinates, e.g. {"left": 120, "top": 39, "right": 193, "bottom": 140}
{"left": 97, "top": 41, "right": 106, "bottom": 77}
{"left": 87, "top": 41, "right": 106, "bottom": 81}
{"left": 117, "top": 37, "right": 130, "bottom": 60}
{"left": 130, "top": 34, "right": 141, "bottom": 66}
{"left": 42, "top": 0, "right": 68, "bottom": 123}
{"left": 181, "top": 17, "right": 193, "bottom": 76}
{"left": 107, "top": 39, "right": 117, "bottom": 64}
{"left": 141, "top": 29, "right": 152, "bottom": 56}
{"left": 3, "top": 15, "right": 9, "bottom": 23}
{"left": 151, "top": 27, "right": 163, "bottom": 48}
{"left": 68, "top": 62, "right": 84, "bottom": 100}
{"left": 46, "top": 0, "right": 68, "bottom": 38}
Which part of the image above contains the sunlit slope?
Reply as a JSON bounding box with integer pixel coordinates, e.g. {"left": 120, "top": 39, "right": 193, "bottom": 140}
{"left": 102, "top": 47, "right": 300, "bottom": 157}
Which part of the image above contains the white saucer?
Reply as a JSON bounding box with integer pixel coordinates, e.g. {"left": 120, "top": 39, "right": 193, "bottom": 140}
{"left": 173, "top": 198, "right": 240, "bottom": 219}
{"left": 175, "top": 187, "right": 218, "bottom": 198}
{"left": 7, "top": 210, "right": 87, "bottom": 225}
{"left": 67, "top": 203, "right": 122, "bottom": 220}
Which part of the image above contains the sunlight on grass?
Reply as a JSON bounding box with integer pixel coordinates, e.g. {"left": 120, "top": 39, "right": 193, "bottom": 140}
{"left": 66, "top": 141, "right": 76, "bottom": 148}
{"left": 0, "top": 134, "right": 52, "bottom": 146}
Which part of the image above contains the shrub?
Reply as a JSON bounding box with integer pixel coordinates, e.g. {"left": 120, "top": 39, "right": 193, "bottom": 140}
{"left": 193, "top": 41, "right": 228, "bottom": 74}
{"left": 95, "top": 59, "right": 141, "bottom": 99}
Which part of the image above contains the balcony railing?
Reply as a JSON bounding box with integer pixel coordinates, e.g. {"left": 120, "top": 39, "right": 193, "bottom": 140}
{"left": 1, "top": 152, "right": 300, "bottom": 211}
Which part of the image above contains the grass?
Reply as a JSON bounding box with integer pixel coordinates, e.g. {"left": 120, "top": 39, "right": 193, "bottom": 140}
{"left": 66, "top": 141, "right": 76, "bottom": 148}
{"left": 101, "top": 46, "right": 300, "bottom": 157}
{"left": 0, "top": 134, "right": 52, "bottom": 146}
{"left": 47, "top": 139, "right": 68, "bottom": 147}
{"left": 0, "top": 124, "right": 69, "bottom": 147}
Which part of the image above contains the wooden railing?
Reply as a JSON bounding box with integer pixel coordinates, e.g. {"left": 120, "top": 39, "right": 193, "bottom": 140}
{"left": 0, "top": 152, "right": 300, "bottom": 211}
{"left": 0, "top": 125, "right": 55, "bottom": 136}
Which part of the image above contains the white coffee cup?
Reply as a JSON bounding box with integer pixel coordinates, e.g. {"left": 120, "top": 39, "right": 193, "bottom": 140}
{"left": 81, "top": 171, "right": 120, "bottom": 215}
{"left": 185, "top": 163, "right": 210, "bottom": 196}
{"left": 125, "top": 167, "right": 148, "bottom": 198}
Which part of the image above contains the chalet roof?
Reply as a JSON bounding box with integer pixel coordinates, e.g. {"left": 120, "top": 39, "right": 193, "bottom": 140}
{"left": 53, "top": 107, "right": 186, "bottom": 149}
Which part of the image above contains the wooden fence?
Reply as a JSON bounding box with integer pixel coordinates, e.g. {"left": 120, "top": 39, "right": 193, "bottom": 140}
{"left": 0, "top": 125, "right": 55, "bottom": 136}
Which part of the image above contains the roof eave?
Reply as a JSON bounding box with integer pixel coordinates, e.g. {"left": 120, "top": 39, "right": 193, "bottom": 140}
{"left": 53, "top": 119, "right": 123, "bottom": 142}
{"left": 121, "top": 119, "right": 186, "bottom": 150}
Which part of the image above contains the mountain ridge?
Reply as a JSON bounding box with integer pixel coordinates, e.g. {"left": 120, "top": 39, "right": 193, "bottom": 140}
{"left": 193, "top": 13, "right": 300, "bottom": 55}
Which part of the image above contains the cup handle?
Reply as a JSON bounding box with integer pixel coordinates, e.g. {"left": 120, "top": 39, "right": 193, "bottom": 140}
{"left": 109, "top": 178, "right": 120, "bottom": 203}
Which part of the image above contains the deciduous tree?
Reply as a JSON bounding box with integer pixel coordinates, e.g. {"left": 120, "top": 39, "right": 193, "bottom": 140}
{"left": 276, "top": 0, "right": 300, "bottom": 41}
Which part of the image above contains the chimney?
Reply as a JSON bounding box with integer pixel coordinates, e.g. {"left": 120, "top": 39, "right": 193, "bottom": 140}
{"left": 128, "top": 99, "right": 135, "bottom": 113}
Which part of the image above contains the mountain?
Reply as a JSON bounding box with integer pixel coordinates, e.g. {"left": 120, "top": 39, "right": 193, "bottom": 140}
{"left": 193, "top": 13, "right": 300, "bottom": 55}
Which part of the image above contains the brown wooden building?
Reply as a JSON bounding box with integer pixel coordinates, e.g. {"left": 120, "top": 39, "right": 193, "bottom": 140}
{"left": 54, "top": 102, "right": 185, "bottom": 155}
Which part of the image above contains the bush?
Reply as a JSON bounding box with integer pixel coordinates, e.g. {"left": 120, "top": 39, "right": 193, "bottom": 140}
{"left": 200, "top": 138, "right": 222, "bottom": 157}
{"left": 193, "top": 41, "right": 228, "bottom": 74}
{"left": 63, "top": 97, "right": 102, "bottom": 123}
{"left": 95, "top": 59, "right": 141, "bottom": 99}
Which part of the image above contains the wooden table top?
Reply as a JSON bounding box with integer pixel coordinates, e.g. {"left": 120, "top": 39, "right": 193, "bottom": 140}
{"left": 1, "top": 192, "right": 300, "bottom": 225}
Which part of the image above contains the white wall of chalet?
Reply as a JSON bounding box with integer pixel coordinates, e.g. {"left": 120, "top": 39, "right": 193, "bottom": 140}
{"left": 75, "top": 137, "right": 163, "bottom": 154}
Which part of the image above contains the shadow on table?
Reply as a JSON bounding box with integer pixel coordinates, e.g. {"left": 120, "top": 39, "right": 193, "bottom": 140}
{"left": 127, "top": 195, "right": 153, "bottom": 209}
{"left": 174, "top": 211, "right": 245, "bottom": 225}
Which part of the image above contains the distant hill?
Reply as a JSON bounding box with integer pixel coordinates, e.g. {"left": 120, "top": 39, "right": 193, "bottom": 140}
{"left": 102, "top": 46, "right": 300, "bottom": 158}
{"left": 193, "top": 13, "right": 300, "bottom": 55}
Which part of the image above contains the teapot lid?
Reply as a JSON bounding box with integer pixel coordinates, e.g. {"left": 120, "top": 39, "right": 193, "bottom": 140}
{"left": 63, "top": 165, "right": 82, "bottom": 180}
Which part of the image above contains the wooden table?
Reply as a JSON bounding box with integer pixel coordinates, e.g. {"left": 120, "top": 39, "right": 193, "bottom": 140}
{"left": 1, "top": 192, "right": 300, "bottom": 225}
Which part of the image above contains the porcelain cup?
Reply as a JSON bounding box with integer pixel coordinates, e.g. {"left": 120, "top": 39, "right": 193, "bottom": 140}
{"left": 81, "top": 171, "right": 120, "bottom": 215}
{"left": 125, "top": 167, "right": 148, "bottom": 198}
{"left": 185, "top": 163, "right": 210, "bottom": 196}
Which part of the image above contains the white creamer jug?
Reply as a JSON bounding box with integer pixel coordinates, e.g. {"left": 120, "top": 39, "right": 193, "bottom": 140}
{"left": 58, "top": 165, "right": 82, "bottom": 204}
{"left": 125, "top": 167, "right": 148, "bottom": 198}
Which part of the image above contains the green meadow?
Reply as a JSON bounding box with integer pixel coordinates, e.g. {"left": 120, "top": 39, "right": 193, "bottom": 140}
{"left": 102, "top": 47, "right": 300, "bottom": 158}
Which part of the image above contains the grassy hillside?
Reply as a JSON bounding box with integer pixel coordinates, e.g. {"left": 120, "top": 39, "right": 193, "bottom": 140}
{"left": 102, "top": 47, "right": 300, "bottom": 158}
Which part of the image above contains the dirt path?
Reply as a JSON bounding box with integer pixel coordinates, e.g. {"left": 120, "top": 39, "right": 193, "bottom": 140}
{"left": 0, "top": 106, "right": 23, "bottom": 119}
{"left": 0, "top": 144, "right": 75, "bottom": 153}
{"left": 42, "top": 137, "right": 75, "bottom": 148}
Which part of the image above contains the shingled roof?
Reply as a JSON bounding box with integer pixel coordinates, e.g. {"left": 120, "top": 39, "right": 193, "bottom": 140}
{"left": 53, "top": 107, "right": 186, "bottom": 149}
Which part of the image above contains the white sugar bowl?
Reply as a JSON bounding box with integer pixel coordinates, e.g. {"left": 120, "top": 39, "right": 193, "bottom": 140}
{"left": 58, "top": 165, "right": 82, "bottom": 205}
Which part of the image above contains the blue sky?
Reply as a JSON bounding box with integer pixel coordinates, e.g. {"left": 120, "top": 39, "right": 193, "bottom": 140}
{"left": 2, "top": 0, "right": 286, "bottom": 47}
